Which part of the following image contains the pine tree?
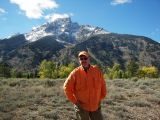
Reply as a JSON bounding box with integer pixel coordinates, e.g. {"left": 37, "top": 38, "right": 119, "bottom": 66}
{"left": 125, "top": 61, "right": 139, "bottom": 78}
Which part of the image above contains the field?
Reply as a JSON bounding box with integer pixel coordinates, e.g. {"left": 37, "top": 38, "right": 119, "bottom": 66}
{"left": 0, "top": 78, "right": 160, "bottom": 120}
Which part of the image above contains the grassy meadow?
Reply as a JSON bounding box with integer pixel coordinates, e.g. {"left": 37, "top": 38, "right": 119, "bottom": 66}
{"left": 0, "top": 78, "right": 160, "bottom": 120}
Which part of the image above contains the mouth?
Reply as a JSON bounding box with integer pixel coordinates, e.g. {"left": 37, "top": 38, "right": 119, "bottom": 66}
{"left": 82, "top": 61, "right": 86, "bottom": 64}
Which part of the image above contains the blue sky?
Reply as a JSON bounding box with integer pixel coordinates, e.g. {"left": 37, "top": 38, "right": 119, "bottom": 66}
{"left": 0, "top": 0, "right": 160, "bottom": 42}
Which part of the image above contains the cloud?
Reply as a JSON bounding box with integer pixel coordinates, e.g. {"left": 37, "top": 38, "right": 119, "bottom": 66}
{"left": 45, "top": 13, "right": 73, "bottom": 22}
{"left": 111, "top": 0, "right": 132, "bottom": 6}
{"left": 0, "top": 8, "right": 6, "bottom": 14}
{"left": 10, "top": 0, "right": 59, "bottom": 19}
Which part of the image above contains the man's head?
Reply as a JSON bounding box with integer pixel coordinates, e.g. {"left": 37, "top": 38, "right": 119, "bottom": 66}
{"left": 78, "top": 51, "right": 90, "bottom": 68}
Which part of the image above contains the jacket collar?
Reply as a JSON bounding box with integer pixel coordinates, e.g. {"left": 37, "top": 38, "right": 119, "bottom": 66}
{"left": 80, "top": 64, "right": 92, "bottom": 72}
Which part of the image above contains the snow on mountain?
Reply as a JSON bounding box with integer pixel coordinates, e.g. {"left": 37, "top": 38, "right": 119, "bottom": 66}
{"left": 25, "top": 17, "right": 110, "bottom": 43}
{"left": 25, "top": 25, "right": 53, "bottom": 42}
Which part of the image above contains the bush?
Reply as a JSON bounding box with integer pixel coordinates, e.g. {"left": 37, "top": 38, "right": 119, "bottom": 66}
{"left": 138, "top": 66, "right": 159, "bottom": 78}
{"left": 45, "top": 79, "right": 56, "bottom": 87}
{"left": 126, "top": 100, "right": 151, "bottom": 107}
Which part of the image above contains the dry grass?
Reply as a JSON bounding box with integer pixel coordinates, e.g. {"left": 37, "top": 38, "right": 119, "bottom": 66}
{"left": 0, "top": 78, "right": 160, "bottom": 120}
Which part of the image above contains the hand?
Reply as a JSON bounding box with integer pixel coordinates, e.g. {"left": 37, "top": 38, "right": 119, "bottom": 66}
{"left": 75, "top": 101, "right": 82, "bottom": 109}
{"left": 76, "top": 102, "right": 80, "bottom": 107}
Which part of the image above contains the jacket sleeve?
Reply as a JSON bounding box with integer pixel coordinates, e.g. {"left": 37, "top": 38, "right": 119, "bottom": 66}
{"left": 100, "top": 70, "right": 107, "bottom": 100}
{"left": 63, "top": 71, "right": 77, "bottom": 104}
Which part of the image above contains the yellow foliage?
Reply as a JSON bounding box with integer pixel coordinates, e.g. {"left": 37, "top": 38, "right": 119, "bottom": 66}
{"left": 38, "top": 60, "right": 57, "bottom": 79}
{"left": 138, "top": 66, "right": 158, "bottom": 78}
{"left": 58, "top": 63, "right": 75, "bottom": 78}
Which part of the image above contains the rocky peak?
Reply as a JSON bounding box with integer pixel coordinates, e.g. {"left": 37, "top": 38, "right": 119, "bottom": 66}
{"left": 25, "top": 17, "right": 109, "bottom": 43}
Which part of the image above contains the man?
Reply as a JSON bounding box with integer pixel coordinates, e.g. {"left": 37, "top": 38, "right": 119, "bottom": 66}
{"left": 63, "top": 51, "right": 107, "bottom": 120}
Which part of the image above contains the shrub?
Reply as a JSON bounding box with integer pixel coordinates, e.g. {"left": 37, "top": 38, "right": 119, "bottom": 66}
{"left": 138, "top": 66, "right": 158, "bottom": 78}
{"left": 126, "top": 100, "right": 151, "bottom": 107}
{"left": 45, "top": 79, "right": 56, "bottom": 87}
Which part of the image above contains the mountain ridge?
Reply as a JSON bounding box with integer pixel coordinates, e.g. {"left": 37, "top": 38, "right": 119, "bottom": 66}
{"left": 0, "top": 17, "right": 160, "bottom": 73}
{"left": 24, "top": 17, "right": 109, "bottom": 43}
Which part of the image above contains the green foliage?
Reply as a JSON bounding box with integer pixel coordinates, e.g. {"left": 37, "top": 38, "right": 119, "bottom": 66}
{"left": 10, "top": 68, "right": 37, "bottom": 78}
{"left": 38, "top": 60, "right": 75, "bottom": 79}
{"left": 58, "top": 63, "right": 75, "bottom": 78}
{"left": 38, "top": 60, "right": 58, "bottom": 79}
{"left": 0, "top": 59, "right": 75, "bottom": 79}
{"left": 10, "top": 69, "right": 22, "bottom": 78}
{"left": 107, "top": 63, "right": 124, "bottom": 79}
{"left": 0, "top": 62, "right": 11, "bottom": 78}
{"left": 106, "top": 62, "right": 159, "bottom": 79}
{"left": 125, "top": 61, "right": 139, "bottom": 78}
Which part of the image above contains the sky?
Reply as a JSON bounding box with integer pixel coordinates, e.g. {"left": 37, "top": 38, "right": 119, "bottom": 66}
{"left": 0, "top": 0, "right": 160, "bottom": 43}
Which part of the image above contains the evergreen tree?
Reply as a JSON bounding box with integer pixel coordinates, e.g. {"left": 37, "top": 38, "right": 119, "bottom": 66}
{"left": 125, "top": 61, "right": 139, "bottom": 78}
{"left": 0, "top": 62, "right": 11, "bottom": 77}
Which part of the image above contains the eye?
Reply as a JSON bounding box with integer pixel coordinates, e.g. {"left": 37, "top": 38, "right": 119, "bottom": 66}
{"left": 80, "top": 57, "right": 88, "bottom": 60}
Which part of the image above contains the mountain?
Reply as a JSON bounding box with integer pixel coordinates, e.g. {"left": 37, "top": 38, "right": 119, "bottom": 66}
{"left": 6, "top": 36, "right": 64, "bottom": 72}
{"left": 55, "top": 33, "right": 160, "bottom": 69}
{"left": 0, "top": 17, "right": 160, "bottom": 73}
{"left": 0, "top": 34, "right": 27, "bottom": 61}
{"left": 25, "top": 17, "right": 109, "bottom": 43}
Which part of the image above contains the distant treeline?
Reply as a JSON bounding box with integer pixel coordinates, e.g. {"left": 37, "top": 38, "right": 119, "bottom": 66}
{"left": 0, "top": 60, "right": 159, "bottom": 79}
{"left": 105, "top": 62, "right": 159, "bottom": 79}
{"left": 0, "top": 62, "right": 37, "bottom": 78}
{"left": 0, "top": 60, "right": 74, "bottom": 79}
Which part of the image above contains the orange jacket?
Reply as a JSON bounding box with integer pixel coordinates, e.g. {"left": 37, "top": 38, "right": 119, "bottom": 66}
{"left": 63, "top": 65, "right": 107, "bottom": 112}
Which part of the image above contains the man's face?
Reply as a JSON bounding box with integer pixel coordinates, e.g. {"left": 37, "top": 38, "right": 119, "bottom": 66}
{"left": 79, "top": 55, "right": 90, "bottom": 67}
